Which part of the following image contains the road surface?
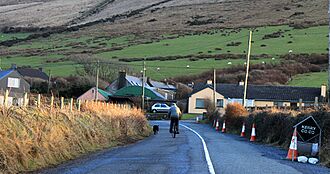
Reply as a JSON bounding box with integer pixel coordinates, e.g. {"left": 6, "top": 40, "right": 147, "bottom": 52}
{"left": 39, "top": 121, "right": 330, "bottom": 174}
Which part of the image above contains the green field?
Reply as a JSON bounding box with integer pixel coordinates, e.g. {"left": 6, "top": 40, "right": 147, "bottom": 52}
{"left": 1, "top": 25, "right": 328, "bottom": 81}
{"left": 99, "top": 25, "right": 328, "bottom": 59}
{"left": 0, "top": 32, "right": 31, "bottom": 42}
{"left": 131, "top": 58, "right": 279, "bottom": 80}
{"left": 288, "top": 71, "right": 328, "bottom": 87}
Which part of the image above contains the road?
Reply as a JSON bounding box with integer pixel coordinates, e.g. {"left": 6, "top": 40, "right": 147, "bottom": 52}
{"left": 40, "top": 121, "right": 330, "bottom": 174}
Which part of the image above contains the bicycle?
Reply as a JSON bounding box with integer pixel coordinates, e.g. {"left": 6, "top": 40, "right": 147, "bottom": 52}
{"left": 171, "top": 122, "right": 178, "bottom": 138}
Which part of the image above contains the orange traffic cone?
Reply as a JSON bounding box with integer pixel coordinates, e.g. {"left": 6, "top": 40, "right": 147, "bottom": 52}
{"left": 250, "top": 123, "right": 256, "bottom": 141}
{"left": 222, "top": 120, "right": 226, "bottom": 133}
{"left": 215, "top": 120, "right": 219, "bottom": 131}
{"left": 240, "top": 123, "right": 245, "bottom": 137}
{"left": 286, "top": 128, "right": 298, "bottom": 161}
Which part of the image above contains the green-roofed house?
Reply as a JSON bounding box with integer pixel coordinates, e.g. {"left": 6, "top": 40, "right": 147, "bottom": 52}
{"left": 78, "top": 87, "right": 112, "bottom": 101}
{"left": 114, "top": 86, "right": 166, "bottom": 100}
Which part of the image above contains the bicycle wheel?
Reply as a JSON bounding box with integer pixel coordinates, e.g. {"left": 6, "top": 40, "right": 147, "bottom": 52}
{"left": 172, "top": 124, "right": 177, "bottom": 138}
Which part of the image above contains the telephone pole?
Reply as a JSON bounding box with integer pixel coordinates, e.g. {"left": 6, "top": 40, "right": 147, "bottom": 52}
{"left": 328, "top": 0, "right": 330, "bottom": 104}
{"left": 243, "top": 31, "right": 253, "bottom": 107}
{"left": 95, "top": 60, "right": 99, "bottom": 101}
{"left": 141, "top": 60, "right": 146, "bottom": 110}
{"left": 47, "top": 70, "right": 51, "bottom": 94}
{"left": 213, "top": 68, "right": 216, "bottom": 109}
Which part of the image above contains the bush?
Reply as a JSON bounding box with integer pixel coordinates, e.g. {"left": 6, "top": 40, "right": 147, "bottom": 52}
{"left": 222, "top": 103, "right": 248, "bottom": 133}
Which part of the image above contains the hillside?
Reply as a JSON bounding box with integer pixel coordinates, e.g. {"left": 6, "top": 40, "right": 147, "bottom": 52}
{"left": 0, "top": 0, "right": 328, "bottom": 88}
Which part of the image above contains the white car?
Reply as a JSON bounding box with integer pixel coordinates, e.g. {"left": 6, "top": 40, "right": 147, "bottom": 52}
{"left": 151, "top": 103, "right": 170, "bottom": 113}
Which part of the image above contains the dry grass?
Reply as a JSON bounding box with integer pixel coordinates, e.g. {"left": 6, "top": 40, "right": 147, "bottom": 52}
{"left": 0, "top": 101, "right": 151, "bottom": 173}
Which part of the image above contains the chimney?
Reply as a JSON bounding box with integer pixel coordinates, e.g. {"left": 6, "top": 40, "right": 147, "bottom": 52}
{"left": 38, "top": 67, "right": 43, "bottom": 72}
{"left": 321, "top": 84, "right": 326, "bottom": 98}
{"left": 11, "top": 64, "right": 17, "bottom": 69}
{"left": 239, "top": 81, "right": 244, "bottom": 86}
{"left": 118, "top": 71, "right": 126, "bottom": 90}
{"left": 206, "top": 80, "right": 213, "bottom": 85}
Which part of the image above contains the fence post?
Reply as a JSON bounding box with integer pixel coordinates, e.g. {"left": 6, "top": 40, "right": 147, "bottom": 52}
{"left": 50, "top": 95, "right": 54, "bottom": 111}
{"left": 78, "top": 99, "right": 81, "bottom": 112}
{"left": 23, "top": 93, "right": 28, "bottom": 107}
{"left": 37, "top": 94, "right": 41, "bottom": 108}
{"left": 70, "top": 98, "right": 73, "bottom": 112}
{"left": 60, "top": 97, "right": 64, "bottom": 110}
{"left": 314, "top": 97, "right": 319, "bottom": 109}
{"left": 299, "top": 98, "right": 303, "bottom": 111}
{"left": 4, "top": 89, "right": 9, "bottom": 107}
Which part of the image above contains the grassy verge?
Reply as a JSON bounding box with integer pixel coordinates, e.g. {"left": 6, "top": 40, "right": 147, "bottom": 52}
{"left": 0, "top": 102, "right": 151, "bottom": 173}
{"left": 181, "top": 113, "right": 200, "bottom": 120}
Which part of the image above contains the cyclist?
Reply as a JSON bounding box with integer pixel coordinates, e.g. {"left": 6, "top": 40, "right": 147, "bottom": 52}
{"left": 168, "top": 103, "right": 181, "bottom": 134}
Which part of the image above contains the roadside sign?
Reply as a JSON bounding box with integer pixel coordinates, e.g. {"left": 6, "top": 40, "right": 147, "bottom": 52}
{"left": 294, "top": 116, "right": 321, "bottom": 142}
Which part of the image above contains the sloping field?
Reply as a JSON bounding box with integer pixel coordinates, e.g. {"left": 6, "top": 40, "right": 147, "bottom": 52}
{"left": 0, "top": 0, "right": 103, "bottom": 27}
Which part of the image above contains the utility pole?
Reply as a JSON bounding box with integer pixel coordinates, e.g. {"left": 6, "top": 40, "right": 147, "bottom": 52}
{"left": 95, "top": 60, "right": 99, "bottom": 101}
{"left": 47, "top": 70, "right": 51, "bottom": 94}
{"left": 213, "top": 68, "right": 216, "bottom": 109}
{"left": 328, "top": 0, "right": 330, "bottom": 104}
{"left": 243, "top": 31, "right": 253, "bottom": 107}
{"left": 141, "top": 60, "right": 146, "bottom": 110}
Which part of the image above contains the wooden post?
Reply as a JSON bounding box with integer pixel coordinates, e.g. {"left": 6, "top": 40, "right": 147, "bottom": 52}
{"left": 70, "top": 98, "right": 73, "bottom": 112}
{"left": 78, "top": 99, "right": 81, "bottom": 112}
{"left": 314, "top": 97, "right": 319, "bottom": 109}
{"left": 60, "top": 97, "right": 64, "bottom": 110}
{"left": 4, "top": 89, "right": 9, "bottom": 107}
{"left": 23, "top": 93, "right": 28, "bottom": 107}
{"left": 50, "top": 95, "right": 54, "bottom": 111}
{"left": 37, "top": 94, "right": 41, "bottom": 108}
{"left": 299, "top": 98, "right": 303, "bottom": 111}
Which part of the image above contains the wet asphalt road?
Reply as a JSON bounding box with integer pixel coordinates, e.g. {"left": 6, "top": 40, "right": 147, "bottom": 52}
{"left": 40, "top": 121, "right": 330, "bottom": 174}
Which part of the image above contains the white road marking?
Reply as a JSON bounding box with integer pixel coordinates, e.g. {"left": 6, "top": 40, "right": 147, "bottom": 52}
{"left": 181, "top": 124, "right": 216, "bottom": 174}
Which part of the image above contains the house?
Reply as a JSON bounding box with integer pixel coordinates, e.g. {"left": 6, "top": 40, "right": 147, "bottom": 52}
{"left": 17, "top": 67, "right": 49, "bottom": 82}
{"left": 0, "top": 69, "right": 30, "bottom": 106}
{"left": 106, "top": 71, "right": 176, "bottom": 100}
{"left": 188, "top": 81, "right": 325, "bottom": 114}
{"left": 77, "top": 87, "right": 112, "bottom": 102}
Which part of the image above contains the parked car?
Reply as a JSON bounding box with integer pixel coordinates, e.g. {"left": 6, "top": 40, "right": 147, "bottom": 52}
{"left": 151, "top": 103, "right": 170, "bottom": 113}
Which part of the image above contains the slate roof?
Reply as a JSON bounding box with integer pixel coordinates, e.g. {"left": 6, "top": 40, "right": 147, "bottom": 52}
{"left": 191, "top": 83, "right": 322, "bottom": 102}
{"left": 148, "top": 80, "right": 176, "bottom": 91}
{"left": 17, "top": 68, "right": 49, "bottom": 81}
{"left": 114, "top": 86, "right": 165, "bottom": 100}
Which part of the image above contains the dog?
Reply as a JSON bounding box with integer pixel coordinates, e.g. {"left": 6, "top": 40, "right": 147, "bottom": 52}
{"left": 153, "top": 125, "right": 159, "bottom": 135}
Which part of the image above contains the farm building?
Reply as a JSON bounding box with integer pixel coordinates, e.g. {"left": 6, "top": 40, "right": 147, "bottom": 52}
{"left": 0, "top": 69, "right": 30, "bottom": 106}
{"left": 77, "top": 87, "right": 112, "bottom": 102}
{"left": 106, "top": 71, "right": 176, "bottom": 100}
{"left": 188, "top": 81, "right": 326, "bottom": 114}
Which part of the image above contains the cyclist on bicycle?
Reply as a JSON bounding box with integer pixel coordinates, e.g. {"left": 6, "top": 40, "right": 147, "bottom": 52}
{"left": 168, "top": 103, "right": 181, "bottom": 134}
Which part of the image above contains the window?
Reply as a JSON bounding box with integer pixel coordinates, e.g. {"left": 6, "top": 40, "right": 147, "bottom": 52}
{"left": 161, "top": 104, "right": 167, "bottom": 108}
{"left": 196, "top": 98, "right": 205, "bottom": 109}
{"left": 217, "top": 99, "right": 224, "bottom": 107}
{"left": 7, "top": 78, "right": 20, "bottom": 88}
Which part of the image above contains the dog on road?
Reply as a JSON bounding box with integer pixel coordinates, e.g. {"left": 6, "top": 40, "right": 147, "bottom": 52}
{"left": 153, "top": 125, "right": 159, "bottom": 135}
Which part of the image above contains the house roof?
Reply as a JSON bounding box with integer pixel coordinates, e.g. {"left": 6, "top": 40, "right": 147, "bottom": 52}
{"left": 114, "top": 86, "right": 165, "bottom": 100}
{"left": 191, "top": 83, "right": 322, "bottom": 102}
{"left": 126, "top": 75, "right": 150, "bottom": 87}
{"left": 0, "top": 69, "right": 14, "bottom": 80}
{"left": 148, "top": 80, "right": 176, "bottom": 90}
{"left": 17, "top": 68, "right": 49, "bottom": 81}
{"left": 98, "top": 88, "right": 112, "bottom": 100}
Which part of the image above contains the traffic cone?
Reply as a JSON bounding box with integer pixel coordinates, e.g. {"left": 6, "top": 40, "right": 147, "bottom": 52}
{"left": 240, "top": 123, "right": 245, "bottom": 137}
{"left": 222, "top": 120, "right": 226, "bottom": 133}
{"left": 215, "top": 120, "right": 219, "bottom": 131}
{"left": 250, "top": 123, "right": 256, "bottom": 141}
{"left": 286, "top": 128, "right": 298, "bottom": 161}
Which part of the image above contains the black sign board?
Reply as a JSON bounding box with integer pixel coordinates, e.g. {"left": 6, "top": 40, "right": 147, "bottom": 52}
{"left": 294, "top": 116, "right": 321, "bottom": 142}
